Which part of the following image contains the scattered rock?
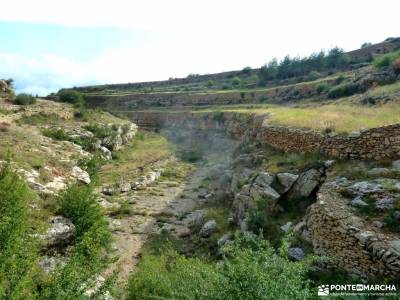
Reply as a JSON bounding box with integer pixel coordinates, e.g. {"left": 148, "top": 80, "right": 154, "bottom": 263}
{"left": 288, "top": 247, "right": 305, "bottom": 261}
{"left": 324, "top": 160, "right": 336, "bottom": 168}
{"left": 71, "top": 166, "right": 91, "bottom": 184}
{"left": 368, "top": 168, "right": 391, "bottom": 176}
{"left": 199, "top": 220, "right": 217, "bottom": 238}
{"left": 254, "top": 172, "right": 274, "bottom": 187}
{"left": 293, "top": 221, "right": 306, "bottom": 233}
{"left": 250, "top": 184, "right": 280, "bottom": 201}
{"left": 217, "top": 233, "right": 233, "bottom": 247}
{"left": 389, "top": 240, "right": 400, "bottom": 255}
{"left": 102, "top": 186, "right": 117, "bottom": 196}
{"left": 393, "top": 160, "right": 400, "bottom": 172}
{"left": 41, "top": 216, "right": 75, "bottom": 248}
{"left": 119, "top": 182, "right": 131, "bottom": 193}
{"left": 349, "top": 131, "right": 361, "bottom": 138}
{"left": 375, "top": 196, "right": 394, "bottom": 211}
{"left": 372, "top": 221, "right": 383, "bottom": 229}
{"left": 38, "top": 256, "right": 58, "bottom": 274}
{"left": 45, "top": 176, "right": 66, "bottom": 192}
{"left": 350, "top": 195, "right": 369, "bottom": 207}
{"left": 97, "top": 198, "right": 121, "bottom": 210}
{"left": 280, "top": 221, "right": 292, "bottom": 233}
{"left": 99, "top": 146, "right": 112, "bottom": 160}
{"left": 108, "top": 219, "right": 122, "bottom": 232}
{"left": 348, "top": 181, "right": 383, "bottom": 194}
{"left": 183, "top": 210, "right": 206, "bottom": 228}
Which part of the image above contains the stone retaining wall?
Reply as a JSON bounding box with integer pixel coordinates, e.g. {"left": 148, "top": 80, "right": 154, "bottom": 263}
{"left": 257, "top": 123, "right": 400, "bottom": 160}
{"left": 121, "top": 111, "right": 400, "bottom": 161}
{"left": 306, "top": 187, "right": 400, "bottom": 278}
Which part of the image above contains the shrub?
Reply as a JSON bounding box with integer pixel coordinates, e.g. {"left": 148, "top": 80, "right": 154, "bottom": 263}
{"left": 316, "top": 83, "right": 328, "bottom": 94}
{"left": 392, "top": 58, "right": 400, "bottom": 75}
{"left": 207, "top": 80, "right": 214, "bottom": 87}
{"left": 306, "top": 71, "right": 320, "bottom": 81}
{"left": 231, "top": 76, "right": 241, "bottom": 87}
{"left": 328, "top": 82, "right": 360, "bottom": 99}
{"left": 240, "top": 92, "right": 246, "bottom": 99}
{"left": 373, "top": 50, "right": 400, "bottom": 69}
{"left": 127, "top": 234, "right": 315, "bottom": 300}
{"left": 0, "top": 166, "right": 39, "bottom": 299}
{"left": 58, "top": 90, "right": 85, "bottom": 106}
{"left": 43, "top": 185, "right": 112, "bottom": 298}
{"left": 57, "top": 184, "right": 109, "bottom": 243}
{"left": 14, "top": 93, "right": 36, "bottom": 105}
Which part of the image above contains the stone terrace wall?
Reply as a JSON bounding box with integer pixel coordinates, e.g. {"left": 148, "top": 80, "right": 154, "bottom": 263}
{"left": 120, "top": 111, "right": 400, "bottom": 160}
{"left": 122, "top": 111, "right": 263, "bottom": 139}
{"left": 86, "top": 79, "right": 326, "bottom": 109}
{"left": 306, "top": 186, "right": 400, "bottom": 278}
{"left": 257, "top": 124, "right": 400, "bottom": 160}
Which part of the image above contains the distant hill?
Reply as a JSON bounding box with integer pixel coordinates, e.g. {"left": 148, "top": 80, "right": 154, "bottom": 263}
{"left": 68, "top": 37, "right": 400, "bottom": 95}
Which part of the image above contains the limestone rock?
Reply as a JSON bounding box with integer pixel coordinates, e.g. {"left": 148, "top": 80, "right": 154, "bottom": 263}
{"left": 250, "top": 184, "right": 280, "bottom": 201}
{"left": 41, "top": 216, "right": 75, "bottom": 248}
{"left": 280, "top": 221, "right": 292, "bottom": 233}
{"left": 375, "top": 196, "right": 394, "bottom": 211}
{"left": 393, "top": 160, "right": 400, "bottom": 172}
{"left": 350, "top": 195, "right": 368, "bottom": 207}
{"left": 368, "top": 167, "right": 391, "bottom": 176}
{"left": 71, "top": 166, "right": 91, "bottom": 184}
{"left": 254, "top": 172, "right": 274, "bottom": 187}
{"left": 183, "top": 210, "right": 206, "bottom": 228}
{"left": 276, "top": 172, "right": 298, "bottom": 193}
{"left": 288, "top": 247, "right": 305, "bottom": 261}
{"left": 286, "top": 166, "right": 326, "bottom": 200}
{"left": 199, "top": 220, "right": 217, "bottom": 238}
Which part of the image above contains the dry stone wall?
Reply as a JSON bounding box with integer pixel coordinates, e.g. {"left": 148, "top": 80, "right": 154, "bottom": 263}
{"left": 122, "top": 111, "right": 400, "bottom": 161}
{"left": 257, "top": 123, "right": 400, "bottom": 160}
{"left": 306, "top": 186, "right": 400, "bottom": 278}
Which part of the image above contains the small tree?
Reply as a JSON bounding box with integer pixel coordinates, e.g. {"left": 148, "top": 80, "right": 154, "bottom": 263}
{"left": 14, "top": 93, "right": 36, "bottom": 105}
{"left": 58, "top": 90, "right": 85, "bottom": 106}
{"left": 231, "top": 76, "right": 241, "bottom": 87}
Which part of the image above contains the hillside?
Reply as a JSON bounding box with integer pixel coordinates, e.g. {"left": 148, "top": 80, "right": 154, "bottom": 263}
{"left": 2, "top": 39, "right": 400, "bottom": 299}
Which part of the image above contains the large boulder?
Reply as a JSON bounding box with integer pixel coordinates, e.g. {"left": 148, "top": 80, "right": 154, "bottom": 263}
{"left": 286, "top": 165, "right": 326, "bottom": 201}
{"left": 199, "top": 220, "right": 217, "bottom": 238}
{"left": 275, "top": 173, "right": 298, "bottom": 194}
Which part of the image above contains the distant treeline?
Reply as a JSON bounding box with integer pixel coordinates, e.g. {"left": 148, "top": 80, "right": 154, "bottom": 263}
{"left": 258, "top": 47, "right": 351, "bottom": 85}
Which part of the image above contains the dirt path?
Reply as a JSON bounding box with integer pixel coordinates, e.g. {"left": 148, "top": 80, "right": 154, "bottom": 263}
{"left": 103, "top": 165, "right": 209, "bottom": 281}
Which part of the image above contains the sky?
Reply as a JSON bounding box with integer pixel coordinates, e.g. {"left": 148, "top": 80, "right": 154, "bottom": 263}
{"left": 0, "top": 0, "right": 399, "bottom": 95}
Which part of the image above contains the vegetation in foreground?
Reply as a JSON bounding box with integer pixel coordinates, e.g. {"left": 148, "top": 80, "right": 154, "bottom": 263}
{"left": 0, "top": 160, "right": 112, "bottom": 299}
{"left": 128, "top": 234, "right": 316, "bottom": 300}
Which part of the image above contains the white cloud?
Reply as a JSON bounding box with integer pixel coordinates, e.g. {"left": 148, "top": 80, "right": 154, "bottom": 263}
{"left": 0, "top": 0, "right": 399, "bottom": 95}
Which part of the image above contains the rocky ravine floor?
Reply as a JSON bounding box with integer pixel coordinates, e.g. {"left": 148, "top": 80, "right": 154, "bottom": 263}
{"left": 103, "top": 164, "right": 210, "bottom": 281}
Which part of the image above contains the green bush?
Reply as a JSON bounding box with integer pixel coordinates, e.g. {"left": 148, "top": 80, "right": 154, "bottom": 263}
{"left": 316, "top": 83, "right": 328, "bottom": 94}
{"left": 58, "top": 90, "right": 85, "bottom": 107}
{"left": 14, "top": 93, "right": 36, "bottom": 105}
{"left": 0, "top": 166, "right": 39, "bottom": 299}
{"left": 57, "top": 184, "right": 109, "bottom": 243}
{"left": 231, "top": 76, "right": 241, "bottom": 87}
{"left": 128, "top": 234, "right": 315, "bottom": 300}
{"left": 42, "top": 184, "right": 112, "bottom": 299}
{"left": 373, "top": 50, "right": 400, "bottom": 69}
{"left": 328, "top": 82, "right": 360, "bottom": 99}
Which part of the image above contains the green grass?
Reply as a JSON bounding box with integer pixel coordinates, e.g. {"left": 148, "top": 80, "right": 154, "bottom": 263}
{"left": 100, "top": 131, "right": 174, "bottom": 185}
{"left": 127, "top": 234, "right": 317, "bottom": 300}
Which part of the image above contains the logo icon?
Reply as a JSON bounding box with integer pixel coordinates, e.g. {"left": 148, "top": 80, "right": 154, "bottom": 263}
{"left": 318, "top": 285, "right": 330, "bottom": 296}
